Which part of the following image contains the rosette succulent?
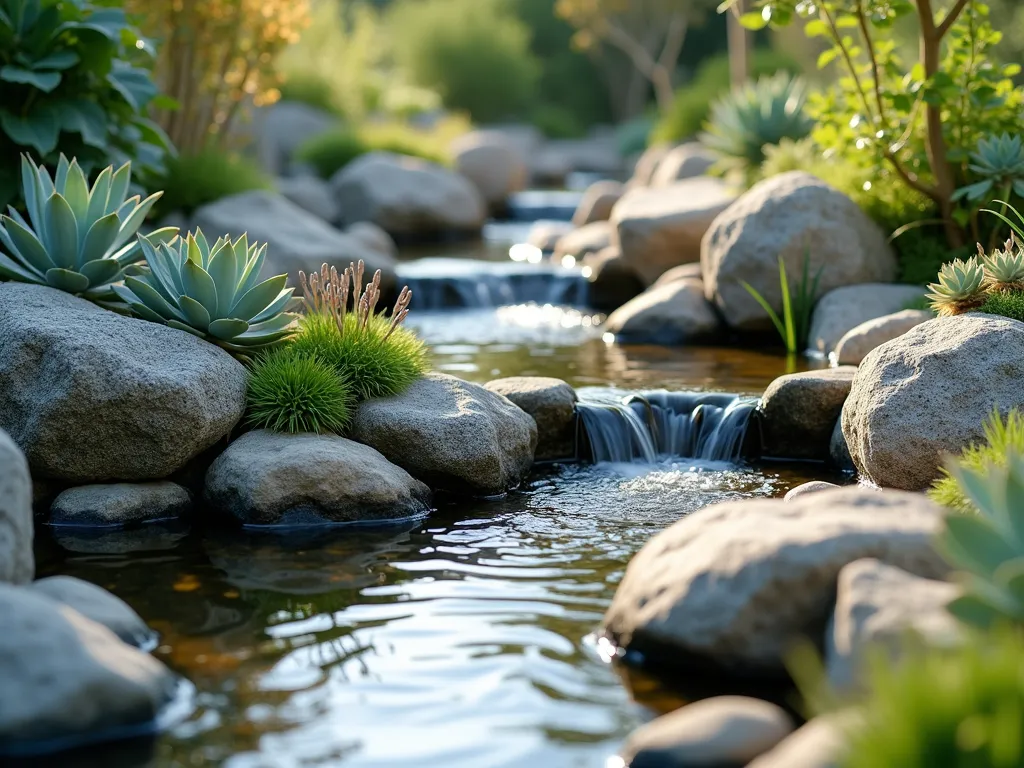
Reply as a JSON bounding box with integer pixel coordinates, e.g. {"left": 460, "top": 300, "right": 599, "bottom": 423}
{"left": 954, "top": 133, "right": 1024, "bottom": 203}
{"left": 981, "top": 237, "right": 1024, "bottom": 292}
{"left": 113, "top": 229, "right": 297, "bottom": 353}
{"left": 926, "top": 256, "right": 987, "bottom": 316}
{"left": 0, "top": 155, "right": 174, "bottom": 298}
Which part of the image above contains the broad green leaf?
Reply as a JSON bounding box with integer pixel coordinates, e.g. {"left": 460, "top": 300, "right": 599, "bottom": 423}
{"left": 0, "top": 65, "right": 60, "bottom": 92}
{"left": 181, "top": 258, "right": 219, "bottom": 315}
{"left": 62, "top": 159, "right": 90, "bottom": 225}
{"left": 86, "top": 166, "right": 113, "bottom": 223}
{"left": 941, "top": 514, "right": 1017, "bottom": 579}
{"left": 79, "top": 213, "right": 121, "bottom": 264}
{"left": 106, "top": 163, "right": 132, "bottom": 213}
{"left": 178, "top": 295, "right": 212, "bottom": 331}
{"left": 946, "top": 593, "right": 1004, "bottom": 629}
{"left": 110, "top": 192, "right": 162, "bottom": 252}
{"left": 208, "top": 318, "right": 250, "bottom": 341}
{"left": 0, "top": 214, "right": 53, "bottom": 272}
{"left": 804, "top": 19, "right": 828, "bottom": 37}
{"left": 206, "top": 243, "right": 241, "bottom": 316}
{"left": 45, "top": 268, "right": 90, "bottom": 293}
{"left": 739, "top": 11, "right": 769, "bottom": 30}
{"left": 54, "top": 155, "right": 70, "bottom": 192}
{"left": 61, "top": 99, "right": 108, "bottom": 149}
{"left": 79, "top": 258, "right": 121, "bottom": 288}
{"left": 106, "top": 62, "right": 158, "bottom": 111}
{"left": 31, "top": 50, "right": 79, "bottom": 70}
{"left": 236, "top": 243, "right": 268, "bottom": 296}
{"left": 817, "top": 49, "right": 839, "bottom": 69}
{"left": 248, "top": 287, "right": 295, "bottom": 324}
{"left": 0, "top": 108, "right": 59, "bottom": 155}
{"left": 20, "top": 156, "right": 43, "bottom": 231}
{"left": 43, "top": 193, "right": 78, "bottom": 269}
{"left": 166, "top": 319, "right": 207, "bottom": 338}
{"left": 231, "top": 274, "right": 289, "bottom": 321}
{"left": 0, "top": 251, "right": 42, "bottom": 283}
{"left": 124, "top": 276, "right": 180, "bottom": 321}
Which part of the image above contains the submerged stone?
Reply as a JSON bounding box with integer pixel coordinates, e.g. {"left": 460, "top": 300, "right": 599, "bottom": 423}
{"left": 30, "top": 576, "right": 157, "bottom": 649}
{"left": 49, "top": 482, "right": 193, "bottom": 527}
{"left": 758, "top": 368, "right": 856, "bottom": 461}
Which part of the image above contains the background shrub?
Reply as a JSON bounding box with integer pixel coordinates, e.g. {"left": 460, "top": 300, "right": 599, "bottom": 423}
{"left": 389, "top": 0, "right": 540, "bottom": 124}
{"left": 0, "top": 0, "right": 168, "bottom": 209}
{"left": 296, "top": 121, "right": 456, "bottom": 180}
{"left": 246, "top": 347, "right": 354, "bottom": 435}
{"left": 279, "top": 70, "right": 343, "bottom": 117}
{"left": 156, "top": 148, "right": 272, "bottom": 216}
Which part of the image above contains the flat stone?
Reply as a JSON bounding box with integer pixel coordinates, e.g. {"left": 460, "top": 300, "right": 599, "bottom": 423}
{"left": 604, "top": 278, "right": 721, "bottom": 345}
{"left": 833, "top": 309, "right": 933, "bottom": 365}
{"left": 653, "top": 263, "right": 703, "bottom": 287}
{"left": 0, "top": 584, "right": 177, "bottom": 755}
{"left": 484, "top": 377, "right": 577, "bottom": 461}
{"left": 619, "top": 696, "right": 794, "bottom": 768}
{"left": 808, "top": 285, "right": 926, "bottom": 356}
{"left": 554, "top": 220, "right": 613, "bottom": 260}
{"left": 759, "top": 368, "right": 857, "bottom": 461}
{"left": 826, "top": 558, "right": 962, "bottom": 692}
{"left": 527, "top": 221, "right": 574, "bottom": 252}
{"left": 603, "top": 487, "right": 948, "bottom": 673}
{"left": 351, "top": 373, "right": 537, "bottom": 496}
{"left": 843, "top": 314, "right": 1024, "bottom": 490}
{"left": 784, "top": 481, "right": 840, "bottom": 501}
{"left": 650, "top": 143, "right": 716, "bottom": 187}
{"left": 205, "top": 431, "right": 432, "bottom": 526}
{"left": 572, "top": 180, "right": 624, "bottom": 227}
{"left": 747, "top": 712, "right": 858, "bottom": 768}
{"left": 30, "top": 576, "right": 156, "bottom": 648}
{"left": 0, "top": 429, "right": 32, "bottom": 585}
{"left": 0, "top": 284, "right": 247, "bottom": 484}
{"left": 49, "top": 482, "right": 192, "bottom": 527}
{"left": 630, "top": 143, "right": 673, "bottom": 187}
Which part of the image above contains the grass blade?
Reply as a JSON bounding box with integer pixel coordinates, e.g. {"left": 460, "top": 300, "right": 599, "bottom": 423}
{"left": 742, "top": 280, "right": 787, "bottom": 341}
{"left": 779, "top": 257, "right": 796, "bottom": 354}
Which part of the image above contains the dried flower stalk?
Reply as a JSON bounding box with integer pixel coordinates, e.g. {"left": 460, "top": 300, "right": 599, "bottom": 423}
{"left": 299, "top": 259, "right": 415, "bottom": 340}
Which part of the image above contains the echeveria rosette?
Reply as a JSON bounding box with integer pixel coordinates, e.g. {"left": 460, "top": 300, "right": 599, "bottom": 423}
{"left": 0, "top": 154, "right": 175, "bottom": 299}
{"left": 954, "top": 133, "right": 1024, "bottom": 204}
{"left": 113, "top": 228, "right": 298, "bottom": 354}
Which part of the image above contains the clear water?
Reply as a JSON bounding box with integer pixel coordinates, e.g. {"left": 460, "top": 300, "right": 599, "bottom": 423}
{"left": 31, "top": 216, "right": 834, "bottom": 768}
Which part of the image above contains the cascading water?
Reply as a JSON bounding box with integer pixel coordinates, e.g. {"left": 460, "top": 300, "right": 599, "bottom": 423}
{"left": 576, "top": 390, "right": 757, "bottom": 464}
{"left": 398, "top": 258, "right": 589, "bottom": 310}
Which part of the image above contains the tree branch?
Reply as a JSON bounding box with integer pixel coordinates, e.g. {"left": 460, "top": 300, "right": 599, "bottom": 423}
{"left": 657, "top": 12, "right": 688, "bottom": 72}
{"left": 937, "top": 0, "right": 972, "bottom": 39}
{"left": 603, "top": 18, "right": 658, "bottom": 78}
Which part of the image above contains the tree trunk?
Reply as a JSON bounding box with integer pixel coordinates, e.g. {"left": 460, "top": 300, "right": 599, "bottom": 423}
{"left": 727, "top": 0, "right": 751, "bottom": 89}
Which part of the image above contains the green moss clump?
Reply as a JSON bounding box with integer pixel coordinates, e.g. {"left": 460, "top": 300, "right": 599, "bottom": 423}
{"left": 157, "top": 148, "right": 272, "bottom": 216}
{"left": 245, "top": 348, "right": 353, "bottom": 435}
{"left": 929, "top": 408, "right": 1024, "bottom": 514}
{"left": 979, "top": 290, "right": 1024, "bottom": 323}
{"left": 843, "top": 630, "right": 1024, "bottom": 768}
{"left": 291, "top": 312, "right": 428, "bottom": 402}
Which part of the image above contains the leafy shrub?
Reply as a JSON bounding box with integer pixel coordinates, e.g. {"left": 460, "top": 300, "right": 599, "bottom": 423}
{"left": 842, "top": 630, "right": 1024, "bottom": 768}
{"left": 929, "top": 409, "right": 1024, "bottom": 515}
{"left": 246, "top": 347, "right": 353, "bottom": 435}
{"left": 617, "top": 115, "right": 655, "bottom": 157}
{"left": 389, "top": 0, "right": 540, "bottom": 123}
{"left": 702, "top": 73, "right": 812, "bottom": 184}
{"left": 650, "top": 48, "right": 797, "bottom": 144}
{"left": 113, "top": 230, "right": 297, "bottom": 354}
{"left": 296, "top": 125, "right": 450, "bottom": 180}
{"left": 531, "top": 104, "right": 585, "bottom": 140}
{"left": 128, "top": 0, "right": 309, "bottom": 153}
{"left": 0, "top": 155, "right": 175, "bottom": 300}
{"left": 156, "top": 148, "right": 272, "bottom": 217}
{"left": 0, "top": 0, "right": 169, "bottom": 208}
{"left": 279, "top": 70, "right": 342, "bottom": 117}
{"left": 291, "top": 262, "right": 428, "bottom": 401}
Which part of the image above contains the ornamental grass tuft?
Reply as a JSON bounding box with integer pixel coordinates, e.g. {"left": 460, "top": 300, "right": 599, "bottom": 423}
{"left": 290, "top": 260, "right": 428, "bottom": 402}
{"left": 245, "top": 347, "right": 353, "bottom": 434}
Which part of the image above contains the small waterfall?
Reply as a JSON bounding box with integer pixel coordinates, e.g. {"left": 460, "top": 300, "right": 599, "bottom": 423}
{"left": 576, "top": 391, "right": 757, "bottom": 464}
{"left": 398, "top": 258, "right": 589, "bottom": 310}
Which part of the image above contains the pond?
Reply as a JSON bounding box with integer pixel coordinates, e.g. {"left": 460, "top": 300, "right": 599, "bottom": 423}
{"left": 31, "top": 200, "right": 835, "bottom": 768}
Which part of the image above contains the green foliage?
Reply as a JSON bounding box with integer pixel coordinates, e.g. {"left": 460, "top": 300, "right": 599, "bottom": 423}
{"left": 841, "top": 630, "right": 1024, "bottom": 768}
{"left": 0, "top": 155, "right": 175, "bottom": 299}
{"left": 650, "top": 48, "right": 797, "bottom": 144}
{"left": 740, "top": 250, "right": 822, "bottom": 354}
{"left": 895, "top": 231, "right": 972, "bottom": 286}
{"left": 531, "top": 104, "right": 585, "bottom": 140}
{"left": 701, "top": 73, "right": 812, "bottom": 184}
{"left": 279, "top": 70, "right": 343, "bottom": 117}
{"left": 113, "top": 230, "right": 297, "bottom": 354}
{"left": 389, "top": 0, "right": 540, "bottom": 123}
{"left": 979, "top": 290, "right": 1024, "bottom": 323}
{"left": 930, "top": 409, "right": 1024, "bottom": 515}
{"left": 156, "top": 148, "right": 272, "bottom": 217}
{"left": 0, "top": 0, "right": 170, "bottom": 209}
{"left": 296, "top": 126, "right": 449, "bottom": 180}
{"left": 245, "top": 347, "right": 353, "bottom": 435}
{"left": 935, "top": 442, "right": 1024, "bottom": 628}
{"left": 616, "top": 116, "right": 655, "bottom": 157}
{"left": 955, "top": 133, "right": 1024, "bottom": 204}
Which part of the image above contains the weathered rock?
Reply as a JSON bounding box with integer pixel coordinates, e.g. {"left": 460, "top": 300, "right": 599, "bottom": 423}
{"left": 582, "top": 246, "right": 645, "bottom": 312}
{"left": 619, "top": 696, "right": 794, "bottom": 768}
{"left": 191, "top": 190, "right": 395, "bottom": 286}
{"left": 330, "top": 152, "right": 486, "bottom": 238}
{"left": 784, "top": 481, "right": 840, "bottom": 501}
{"left": 747, "top": 712, "right": 857, "bottom": 768}
{"left": 49, "top": 482, "right": 192, "bottom": 527}
{"left": 603, "top": 487, "right": 948, "bottom": 673}
{"left": 827, "top": 559, "right": 962, "bottom": 692}
{"left": 527, "top": 221, "right": 574, "bottom": 253}
{"left": 0, "top": 429, "right": 32, "bottom": 585}
{"left": 650, "top": 143, "right": 716, "bottom": 187}
{"left": 630, "top": 143, "right": 672, "bottom": 187}
{"left": 253, "top": 101, "right": 338, "bottom": 175}
{"left": 703, "top": 173, "right": 897, "bottom": 331}
{"left": 833, "top": 309, "right": 933, "bottom": 365}
{"left": 808, "top": 285, "right": 926, "bottom": 356}
{"left": 484, "top": 377, "right": 577, "bottom": 461}
{"left": 0, "top": 284, "right": 247, "bottom": 484}
{"left": 205, "top": 431, "right": 432, "bottom": 526}
{"left": 351, "top": 373, "right": 537, "bottom": 496}
{"left": 759, "top": 368, "right": 857, "bottom": 461}
{"left": 276, "top": 174, "right": 339, "bottom": 223}
{"left": 615, "top": 177, "right": 736, "bottom": 286}
{"left": 451, "top": 131, "right": 527, "bottom": 206}
{"left": 843, "top": 314, "right": 1024, "bottom": 490}
{"left": 653, "top": 262, "right": 704, "bottom": 287}
{"left": 30, "top": 576, "right": 156, "bottom": 648}
{"left": 830, "top": 417, "right": 856, "bottom": 473}
{"left": 572, "top": 180, "right": 624, "bottom": 227}
{"left": 554, "top": 220, "right": 613, "bottom": 260}
{"left": 346, "top": 221, "right": 399, "bottom": 260}
{"left": 0, "top": 584, "right": 176, "bottom": 754}
{"left": 604, "top": 278, "right": 721, "bottom": 345}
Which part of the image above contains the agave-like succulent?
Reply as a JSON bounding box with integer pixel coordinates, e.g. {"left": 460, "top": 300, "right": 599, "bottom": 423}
{"left": 954, "top": 133, "right": 1024, "bottom": 203}
{"left": 937, "top": 448, "right": 1024, "bottom": 628}
{"left": 113, "top": 229, "right": 297, "bottom": 353}
{"left": 700, "top": 73, "right": 813, "bottom": 182}
{"left": 0, "top": 155, "right": 175, "bottom": 299}
{"left": 981, "top": 237, "right": 1024, "bottom": 292}
{"left": 926, "top": 256, "right": 987, "bottom": 316}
